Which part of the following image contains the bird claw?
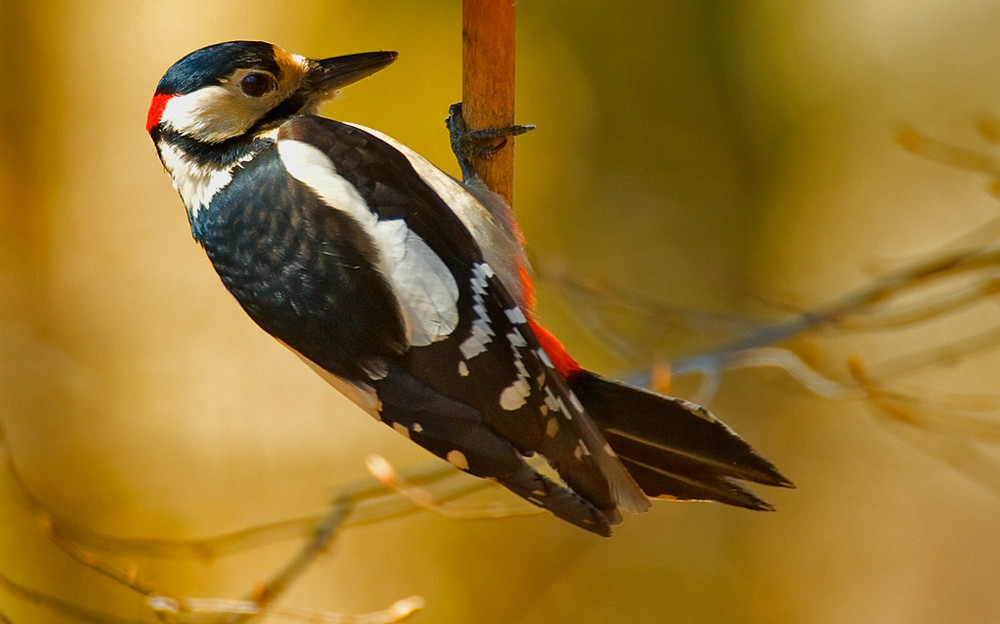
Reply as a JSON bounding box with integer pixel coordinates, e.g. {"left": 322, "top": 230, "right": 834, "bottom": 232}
{"left": 446, "top": 102, "right": 535, "bottom": 182}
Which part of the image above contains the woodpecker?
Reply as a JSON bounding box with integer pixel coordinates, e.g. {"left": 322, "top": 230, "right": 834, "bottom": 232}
{"left": 147, "top": 41, "right": 791, "bottom": 536}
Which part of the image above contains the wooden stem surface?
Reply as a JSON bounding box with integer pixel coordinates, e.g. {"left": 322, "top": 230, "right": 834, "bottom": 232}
{"left": 462, "top": 0, "right": 517, "bottom": 205}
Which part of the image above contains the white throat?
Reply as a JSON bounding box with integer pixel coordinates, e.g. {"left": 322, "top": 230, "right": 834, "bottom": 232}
{"left": 157, "top": 129, "right": 276, "bottom": 218}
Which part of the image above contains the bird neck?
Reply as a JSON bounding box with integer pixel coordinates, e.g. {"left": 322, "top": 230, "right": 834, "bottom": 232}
{"left": 155, "top": 129, "right": 275, "bottom": 221}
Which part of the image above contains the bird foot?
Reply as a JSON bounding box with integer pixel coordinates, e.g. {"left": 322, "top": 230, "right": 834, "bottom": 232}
{"left": 446, "top": 102, "right": 535, "bottom": 182}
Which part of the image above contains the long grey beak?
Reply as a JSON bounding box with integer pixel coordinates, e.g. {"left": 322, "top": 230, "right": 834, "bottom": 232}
{"left": 306, "top": 51, "right": 398, "bottom": 93}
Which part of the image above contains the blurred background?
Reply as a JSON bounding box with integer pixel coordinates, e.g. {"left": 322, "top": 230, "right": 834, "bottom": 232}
{"left": 2, "top": 1, "right": 1000, "bottom": 622}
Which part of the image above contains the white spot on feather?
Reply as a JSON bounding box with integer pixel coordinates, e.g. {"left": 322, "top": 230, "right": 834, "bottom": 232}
{"left": 498, "top": 329, "right": 534, "bottom": 411}
{"left": 499, "top": 379, "right": 530, "bottom": 410}
{"left": 543, "top": 385, "right": 561, "bottom": 414}
{"left": 446, "top": 450, "right": 469, "bottom": 470}
{"left": 278, "top": 139, "right": 459, "bottom": 346}
{"left": 536, "top": 348, "right": 554, "bottom": 369}
{"left": 505, "top": 307, "right": 527, "bottom": 324}
{"left": 459, "top": 263, "right": 496, "bottom": 360}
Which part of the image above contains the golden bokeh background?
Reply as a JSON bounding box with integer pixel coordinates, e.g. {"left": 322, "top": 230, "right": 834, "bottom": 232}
{"left": 2, "top": 1, "right": 1000, "bottom": 622}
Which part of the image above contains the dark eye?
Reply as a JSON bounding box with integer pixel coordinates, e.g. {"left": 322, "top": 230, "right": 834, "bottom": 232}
{"left": 240, "top": 72, "right": 274, "bottom": 97}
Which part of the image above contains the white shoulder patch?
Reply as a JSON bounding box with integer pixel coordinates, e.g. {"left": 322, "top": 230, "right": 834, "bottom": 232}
{"left": 371, "top": 218, "right": 459, "bottom": 345}
{"left": 344, "top": 123, "right": 530, "bottom": 307}
{"left": 277, "top": 139, "right": 459, "bottom": 346}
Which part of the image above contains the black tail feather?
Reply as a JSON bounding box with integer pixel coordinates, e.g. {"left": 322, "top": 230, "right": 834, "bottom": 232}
{"left": 374, "top": 366, "right": 614, "bottom": 535}
{"left": 567, "top": 370, "right": 793, "bottom": 510}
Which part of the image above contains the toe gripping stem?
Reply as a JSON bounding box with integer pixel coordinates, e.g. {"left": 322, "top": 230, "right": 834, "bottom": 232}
{"left": 446, "top": 102, "right": 535, "bottom": 183}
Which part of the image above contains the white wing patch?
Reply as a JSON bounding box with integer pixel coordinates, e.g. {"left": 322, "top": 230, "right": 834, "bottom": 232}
{"left": 278, "top": 139, "right": 459, "bottom": 346}
{"left": 373, "top": 218, "right": 460, "bottom": 345}
{"left": 345, "top": 123, "right": 530, "bottom": 307}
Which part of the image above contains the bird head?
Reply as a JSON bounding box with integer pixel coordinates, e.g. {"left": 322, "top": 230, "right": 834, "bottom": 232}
{"left": 146, "top": 41, "right": 397, "bottom": 144}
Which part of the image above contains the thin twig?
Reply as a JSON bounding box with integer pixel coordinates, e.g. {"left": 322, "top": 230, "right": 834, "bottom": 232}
{"left": 0, "top": 569, "right": 142, "bottom": 624}
{"left": 666, "top": 242, "right": 1000, "bottom": 378}
{"left": 0, "top": 417, "right": 480, "bottom": 623}
{"left": 367, "top": 455, "right": 543, "bottom": 521}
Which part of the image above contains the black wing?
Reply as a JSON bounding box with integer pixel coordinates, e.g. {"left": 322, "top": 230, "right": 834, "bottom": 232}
{"left": 196, "top": 142, "right": 408, "bottom": 383}
{"left": 277, "top": 116, "right": 648, "bottom": 529}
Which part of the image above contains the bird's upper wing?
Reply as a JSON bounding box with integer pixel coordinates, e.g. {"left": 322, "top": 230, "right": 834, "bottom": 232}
{"left": 194, "top": 139, "right": 409, "bottom": 383}
{"left": 275, "top": 116, "right": 649, "bottom": 519}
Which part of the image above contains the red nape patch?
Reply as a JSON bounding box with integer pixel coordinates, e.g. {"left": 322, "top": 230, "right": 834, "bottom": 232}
{"left": 145, "top": 93, "right": 172, "bottom": 133}
{"left": 528, "top": 318, "right": 581, "bottom": 378}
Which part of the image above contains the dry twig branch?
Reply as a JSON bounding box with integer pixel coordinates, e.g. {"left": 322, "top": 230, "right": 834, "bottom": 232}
{"left": 541, "top": 121, "right": 1000, "bottom": 491}
{"left": 0, "top": 415, "right": 491, "bottom": 623}
{"left": 550, "top": 217, "right": 1000, "bottom": 407}
{"left": 367, "top": 455, "right": 543, "bottom": 522}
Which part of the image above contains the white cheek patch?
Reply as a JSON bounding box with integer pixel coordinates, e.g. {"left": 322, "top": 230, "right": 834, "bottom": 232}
{"left": 278, "top": 139, "right": 460, "bottom": 346}
{"left": 161, "top": 86, "right": 260, "bottom": 143}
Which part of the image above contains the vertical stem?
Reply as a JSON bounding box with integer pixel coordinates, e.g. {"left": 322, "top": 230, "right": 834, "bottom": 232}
{"left": 462, "top": 0, "right": 517, "bottom": 206}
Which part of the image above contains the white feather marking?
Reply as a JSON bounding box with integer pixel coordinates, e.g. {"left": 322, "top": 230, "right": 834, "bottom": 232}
{"left": 278, "top": 139, "right": 460, "bottom": 346}
{"left": 371, "top": 219, "right": 460, "bottom": 345}
{"left": 158, "top": 141, "right": 259, "bottom": 218}
{"left": 556, "top": 396, "right": 570, "bottom": 419}
{"left": 543, "top": 385, "right": 561, "bottom": 413}
{"left": 446, "top": 450, "right": 470, "bottom": 470}
{"left": 161, "top": 86, "right": 257, "bottom": 143}
{"left": 277, "top": 139, "right": 370, "bottom": 220}
{"left": 508, "top": 327, "right": 527, "bottom": 348}
{"left": 459, "top": 263, "right": 496, "bottom": 360}
{"left": 505, "top": 307, "right": 527, "bottom": 324}
{"left": 536, "top": 348, "right": 554, "bottom": 369}
{"left": 499, "top": 380, "right": 530, "bottom": 410}
{"left": 344, "top": 123, "right": 529, "bottom": 305}
{"left": 498, "top": 329, "right": 533, "bottom": 411}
